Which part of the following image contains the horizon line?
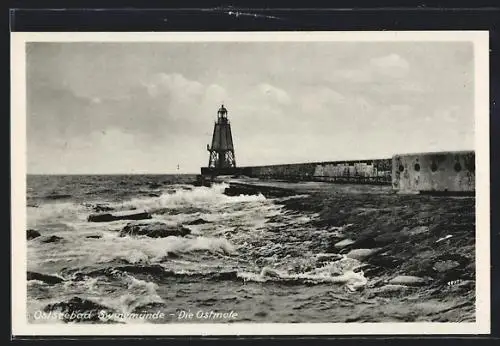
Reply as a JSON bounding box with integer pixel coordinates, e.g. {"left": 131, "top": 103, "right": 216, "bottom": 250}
{"left": 26, "top": 172, "right": 199, "bottom": 176}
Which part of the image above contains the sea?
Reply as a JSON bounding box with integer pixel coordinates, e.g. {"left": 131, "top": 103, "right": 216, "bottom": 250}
{"left": 26, "top": 174, "right": 475, "bottom": 324}
{"left": 26, "top": 174, "right": 375, "bottom": 324}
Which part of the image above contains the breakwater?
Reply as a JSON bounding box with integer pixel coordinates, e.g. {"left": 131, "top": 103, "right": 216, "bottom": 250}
{"left": 200, "top": 150, "right": 475, "bottom": 194}
{"left": 240, "top": 159, "right": 392, "bottom": 184}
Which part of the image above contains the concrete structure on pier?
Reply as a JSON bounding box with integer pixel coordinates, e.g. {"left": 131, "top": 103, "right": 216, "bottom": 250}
{"left": 391, "top": 151, "right": 475, "bottom": 194}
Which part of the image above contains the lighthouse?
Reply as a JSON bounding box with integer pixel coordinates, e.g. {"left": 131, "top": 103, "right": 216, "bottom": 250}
{"left": 207, "top": 104, "right": 236, "bottom": 169}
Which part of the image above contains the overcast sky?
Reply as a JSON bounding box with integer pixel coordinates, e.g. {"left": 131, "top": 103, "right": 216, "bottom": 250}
{"left": 26, "top": 41, "right": 474, "bottom": 174}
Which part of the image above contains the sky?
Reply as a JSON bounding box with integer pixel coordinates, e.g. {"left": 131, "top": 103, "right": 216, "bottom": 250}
{"left": 26, "top": 41, "right": 474, "bottom": 174}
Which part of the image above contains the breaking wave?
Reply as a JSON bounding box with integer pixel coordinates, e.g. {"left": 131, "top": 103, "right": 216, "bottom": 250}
{"left": 115, "top": 183, "right": 266, "bottom": 214}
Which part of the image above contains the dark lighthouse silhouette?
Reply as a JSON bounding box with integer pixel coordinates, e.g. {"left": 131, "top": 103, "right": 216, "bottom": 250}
{"left": 199, "top": 104, "right": 242, "bottom": 181}
{"left": 207, "top": 104, "right": 236, "bottom": 169}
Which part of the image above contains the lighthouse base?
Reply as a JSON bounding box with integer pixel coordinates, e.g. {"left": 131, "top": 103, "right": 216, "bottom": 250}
{"left": 200, "top": 167, "right": 246, "bottom": 177}
{"left": 196, "top": 167, "right": 247, "bottom": 187}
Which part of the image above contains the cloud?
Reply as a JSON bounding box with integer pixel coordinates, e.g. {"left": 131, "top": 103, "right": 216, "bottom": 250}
{"left": 388, "top": 104, "right": 412, "bottom": 114}
{"left": 213, "top": 82, "right": 296, "bottom": 138}
{"left": 434, "top": 106, "right": 463, "bottom": 124}
{"left": 298, "top": 87, "right": 345, "bottom": 114}
{"left": 257, "top": 83, "right": 291, "bottom": 105}
{"left": 371, "top": 53, "right": 409, "bottom": 69}
{"left": 27, "top": 85, "right": 101, "bottom": 141}
{"left": 334, "top": 69, "right": 373, "bottom": 83}
{"left": 28, "top": 128, "right": 208, "bottom": 174}
{"left": 27, "top": 72, "right": 230, "bottom": 160}
{"left": 330, "top": 53, "right": 410, "bottom": 86}
{"left": 138, "top": 73, "right": 231, "bottom": 124}
{"left": 143, "top": 73, "right": 204, "bottom": 99}
{"left": 204, "top": 84, "right": 228, "bottom": 104}
{"left": 370, "top": 53, "right": 410, "bottom": 78}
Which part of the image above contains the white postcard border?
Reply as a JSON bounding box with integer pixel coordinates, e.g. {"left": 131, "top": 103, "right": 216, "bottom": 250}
{"left": 11, "top": 30, "right": 490, "bottom": 336}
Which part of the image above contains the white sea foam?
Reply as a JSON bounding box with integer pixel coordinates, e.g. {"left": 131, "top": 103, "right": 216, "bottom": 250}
{"left": 27, "top": 201, "right": 88, "bottom": 228}
{"left": 28, "top": 183, "right": 263, "bottom": 227}
{"left": 236, "top": 255, "right": 367, "bottom": 291}
{"left": 237, "top": 266, "right": 367, "bottom": 290}
{"left": 86, "top": 273, "right": 165, "bottom": 323}
{"left": 39, "top": 235, "right": 236, "bottom": 267}
{"left": 113, "top": 183, "right": 266, "bottom": 213}
{"left": 126, "top": 275, "right": 159, "bottom": 293}
{"left": 62, "top": 277, "right": 101, "bottom": 294}
{"left": 27, "top": 279, "right": 46, "bottom": 286}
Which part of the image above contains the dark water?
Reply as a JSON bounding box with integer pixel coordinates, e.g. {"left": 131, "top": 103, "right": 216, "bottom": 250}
{"left": 26, "top": 175, "right": 475, "bottom": 324}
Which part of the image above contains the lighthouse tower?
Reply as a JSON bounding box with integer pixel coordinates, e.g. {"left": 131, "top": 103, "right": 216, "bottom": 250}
{"left": 207, "top": 104, "right": 236, "bottom": 169}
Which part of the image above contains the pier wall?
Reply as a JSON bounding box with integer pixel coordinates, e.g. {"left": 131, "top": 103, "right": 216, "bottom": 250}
{"left": 391, "top": 151, "right": 475, "bottom": 194}
{"left": 200, "top": 151, "right": 475, "bottom": 193}
{"left": 238, "top": 159, "right": 393, "bottom": 184}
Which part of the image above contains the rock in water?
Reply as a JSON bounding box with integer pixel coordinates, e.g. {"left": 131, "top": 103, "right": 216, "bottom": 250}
{"left": 224, "top": 183, "right": 293, "bottom": 198}
{"left": 373, "top": 232, "right": 404, "bottom": 245}
{"left": 43, "top": 296, "right": 113, "bottom": 323}
{"left": 120, "top": 222, "right": 191, "bottom": 238}
{"left": 44, "top": 193, "right": 72, "bottom": 200}
{"left": 433, "top": 260, "right": 461, "bottom": 273}
{"left": 27, "top": 229, "right": 41, "bottom": 240}
{"left": 88, "top": 213, "right": 115, "bottom": 222}
{"left": 40, "top": 235, "right": 64, "bottom": 243}
{"left": 27, "top": 271, "right": 64, "bottom": 285}
{"left": 186, "top": 218, "right": 210, "bottom": 225}
{"left": 403, "top": 226, "right": 430, "bottom": 236}
{"left": 316, "top": 253, "right": 343, "bottom": 263}
{"left": 148, "top": 182, "right": 161, "bottom": 189}
{"left": 93, "top": 204, "right": 114, "bottom": 212}
{"left": 334, "top": 238, "right": 355, "bottom": 249}
{"left": 388, "top": 275, "right": 428, "bottom": 286}
{"left": 132, "top": 302, "right": 166, "bottom": 314}
{"left": 346, "top": 248, "right": 381, "bottom": 260}
{"left": 224, "top": 185, "right": 261, "bottom": 197}
{"left": 88, "top": 210, "right": 152, "bottom": 222}
{"left": 86, "top": 234, "right": 102, "bottom": 239}
{"left": 260, "top": 267, "right": 282, "bottom": 279}
{"left": 368, "top": 284, "right": 409, "bottom": 298}
{"left": 376, "top": 284, "right": 408, "bottom": 293}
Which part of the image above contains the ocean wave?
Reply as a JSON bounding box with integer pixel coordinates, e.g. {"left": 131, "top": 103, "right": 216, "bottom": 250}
{"left": 62, "top": 276, "right": 101, "bottom": 294}
{"left": 27, "top": 202, "right": 88, "bottom": 226}
{"left": 28, "top": 279, "right": 47, "bottom": 286}
{"left": 28, "top": 231, "right": 237, "bottom": 277}
{"left": 27, "top": 271, "right": 65, "bottom": 285}
{"left": 42, "top": 271, "right": 166, "bottom": 324}
{"left": 238, "top": 266, "right": 367, "bottom": 291}
{"left": 42, "top": 193, "right": 73, "bottom": 200}
{"left": 97, "top": 249, "right": 151, "bottom": 265}
{"left": 27, "top": 183, "right": 269, "bottom": 231}
{"left": 77, "top": 235, "right": 236, "bottom": 266}
{"left": 112, "top": 183, "right": 266, "bottom": 214}
{"left": 101, "top": 273, "right": 165, "bottom": 318}
{"left": 272, "top": 194, "right": 310, "bottom": 202}
{"left": 66, "top": 257, "right": 367, "bottom": 291}
{"left": 39, "top": 294, "right": 165, "bottom": 324}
